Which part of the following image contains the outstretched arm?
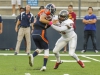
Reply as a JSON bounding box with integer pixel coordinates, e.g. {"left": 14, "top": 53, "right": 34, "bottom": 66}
{"left": 51, "top": 25, "right": 68, "bottom": 32}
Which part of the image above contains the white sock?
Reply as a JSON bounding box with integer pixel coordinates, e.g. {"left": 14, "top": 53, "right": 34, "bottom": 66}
{"left": 54, "top": 52, "right": 60, "bottom": 63}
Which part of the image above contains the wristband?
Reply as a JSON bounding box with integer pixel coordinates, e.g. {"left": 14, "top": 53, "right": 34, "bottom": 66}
{"left": 49, "top": 21, "right": 53, "bottom": 26}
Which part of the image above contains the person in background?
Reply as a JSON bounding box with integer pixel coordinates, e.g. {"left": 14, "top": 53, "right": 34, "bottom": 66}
{"left": 15, "top": 7, "right": 25, "bottom": 23}
{"left": 15, "top": 5, "right": 34, "bottom": 55}
{"left": 34, "top": 6, "right": 44, "bottom": 23}
{"left": 11, "top": 0, "right": 21, "bottom": 16}
{"left": 62, "top": 5, "right": 76, "bottom": 53}
{"left": 39, "top": 6, "right": 44, "bottom": 11}
{"left": 81, "top": 7, "right": 98, "bottom": 53}
{"left": 15, "top": 7, "right": 27, "bottom": 52}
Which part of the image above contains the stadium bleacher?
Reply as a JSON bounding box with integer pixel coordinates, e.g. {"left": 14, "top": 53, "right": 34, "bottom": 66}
{"left": 0, "top": 0, "right": 100, "bottom": 18}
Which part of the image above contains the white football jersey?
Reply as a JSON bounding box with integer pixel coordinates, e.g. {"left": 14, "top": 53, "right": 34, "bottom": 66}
{"left": 52, "top": 15, "right": 60, "bottom": 26}
{"left": 53, "top": 15, "right": 76, "bottom": 39}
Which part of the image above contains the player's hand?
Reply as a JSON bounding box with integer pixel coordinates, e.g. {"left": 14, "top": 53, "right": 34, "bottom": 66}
{"left": 52, "top": 20, "right": 59, "bottom": 25}
{"left": 15, "top": 26, "right": 18, "bottom": 32}
{"left": 0, "top": 30, "right": 2, "bottom": 34}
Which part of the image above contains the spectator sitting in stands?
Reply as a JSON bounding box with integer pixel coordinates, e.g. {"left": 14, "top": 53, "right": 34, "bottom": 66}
{"left": 11, "top": 0, "right": 21, "bottom": 16}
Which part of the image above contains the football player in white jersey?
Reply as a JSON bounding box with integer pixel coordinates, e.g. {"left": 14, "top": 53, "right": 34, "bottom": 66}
{"left": 49, "top": 10, "right": 85, "bottom": 69}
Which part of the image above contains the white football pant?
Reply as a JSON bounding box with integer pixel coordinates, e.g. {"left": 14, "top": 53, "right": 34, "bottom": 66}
{"left": 53, "top": 34, "right": 79, "bottom": 61}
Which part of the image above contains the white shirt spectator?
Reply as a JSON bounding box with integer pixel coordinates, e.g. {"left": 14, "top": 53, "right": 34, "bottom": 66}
{"left": 11, "top": 0, "right": 21, "bottom": 5}
{"left": 11, "top": 0, "right": 21, "bottom": 16}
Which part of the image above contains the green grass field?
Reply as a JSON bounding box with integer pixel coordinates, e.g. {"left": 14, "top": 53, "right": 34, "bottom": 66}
{"left": 0, "top": 50, "right": 100, "bottom": 75}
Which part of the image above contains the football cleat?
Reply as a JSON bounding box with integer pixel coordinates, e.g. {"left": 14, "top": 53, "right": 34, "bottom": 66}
{"left": 77, "top": 60, "right": 85, "bottom": 68}
{"left": 29, "top": 54, "right": 33, "bottom": 67}
{"left": 54, "top": 61, "right": 63, "bottom": 69}
{"left": 40, "top": 66, "right": 46, "bottom": 71}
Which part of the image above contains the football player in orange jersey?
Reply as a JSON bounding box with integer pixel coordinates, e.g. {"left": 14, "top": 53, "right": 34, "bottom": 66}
{"left": 29, "top": 3, "right": 56, "bottom": 71}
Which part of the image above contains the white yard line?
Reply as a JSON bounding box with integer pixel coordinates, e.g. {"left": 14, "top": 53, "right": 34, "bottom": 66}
{"left": 1, "top": 53, "right": 99, "bottom": 62}
{"left": 0, "top": 53, "right": 100, "bottom": 56}
{"left": 63, "top": 74, "right": 69, "bottom": 75}
{"left": 81, "top": 55, "right": 100, "bottom": 62}
{"left": 25, "top": 73, "right": 31, "bottom": 75}
{"left": 50, "top": 60, "right": 91, "bottom": 62}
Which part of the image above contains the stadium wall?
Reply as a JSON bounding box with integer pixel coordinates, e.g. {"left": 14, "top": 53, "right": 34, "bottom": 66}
{"left": 0, "top": 19, "right": 100, "bottom": 51}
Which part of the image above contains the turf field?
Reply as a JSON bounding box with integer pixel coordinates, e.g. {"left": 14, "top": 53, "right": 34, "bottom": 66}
{"left": 0, "top": 50, "right": 100, "bottom": 75}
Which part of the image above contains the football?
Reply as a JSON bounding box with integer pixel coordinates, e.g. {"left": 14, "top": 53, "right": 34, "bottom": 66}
{"left": 46, "top": 15, "right": 52, "bottom": 21}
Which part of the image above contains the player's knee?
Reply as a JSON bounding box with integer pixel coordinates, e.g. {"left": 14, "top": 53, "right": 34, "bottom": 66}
{"left": 69, "top": 48, "right": 75, "bottom": 56}
{"left": 35, "top": 49, "right": 43, "bottom": 53}
{"left": 69, "top": 52, "right": 74, "bottom": 57}
{"left": 53, "top": 47, "right": 59, "bottom": 53}
{"left": 53, "top": 49, "right": 57, "bottom": 54}
{"left": 44, "top": 49, "right": 49, "bottom": 56}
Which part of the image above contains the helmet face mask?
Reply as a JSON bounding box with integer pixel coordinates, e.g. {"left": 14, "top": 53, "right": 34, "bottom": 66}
{"left": 58, "top": 15, "right": 67, "bottom": 21}
{"left": 44, "top": 9, "right": 51, "bottom": 15}
{"left": 45, "top": 3, "right": 56, "bottom": 16}
{"left": 58, "top": 10, "right": 69, "bottom": 22}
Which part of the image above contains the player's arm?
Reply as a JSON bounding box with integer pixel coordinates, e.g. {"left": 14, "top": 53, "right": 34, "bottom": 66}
{"left": 39, "top": 14, "right": 52, "bottom": 25}
{"left": 50, "top": 20, "right": 68, "bottom": 32}
{"left": 51, "top": 25, "right": 68, "bottom": 32}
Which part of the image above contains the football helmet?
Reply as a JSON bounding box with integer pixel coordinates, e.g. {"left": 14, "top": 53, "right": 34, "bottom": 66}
{"left": 45, "top": 3, "right": 56, "bottom": 15}
{"left": 58, "top": 10, "right": 69, "bottom": 22}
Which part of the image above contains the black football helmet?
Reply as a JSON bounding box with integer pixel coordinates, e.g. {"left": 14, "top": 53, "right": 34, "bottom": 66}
{"left": 45, "top": 3, "right": 56, "bottom": 15}
{"left": 58, "top": 10, "right": 69, "bottom": 22}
